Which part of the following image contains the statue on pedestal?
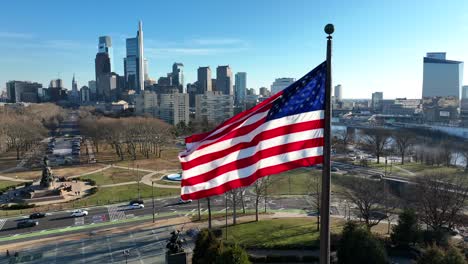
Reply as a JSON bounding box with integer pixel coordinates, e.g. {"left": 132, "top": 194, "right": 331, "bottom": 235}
{"left": 166, "top": 230, "right": 184, "bottom": 254}
{"left": 40, "top": 156, "right": 54, "bottom": 188}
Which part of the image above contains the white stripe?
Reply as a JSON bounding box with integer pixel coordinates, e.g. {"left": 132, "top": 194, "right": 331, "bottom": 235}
{"left": 182, "top": 146, "right": 323, "bottom": 194}
{"left": 181, "top": 110, "right": 324, "bottom": 163}
{"left": 185, "top": 109, "right": 271, "bottom": 152}
{"left": 183, "top": 128, "right": 323, "bottom": 179}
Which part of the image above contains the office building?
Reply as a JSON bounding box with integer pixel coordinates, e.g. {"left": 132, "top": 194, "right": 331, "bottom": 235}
{"left": 135, "top": 90, "right": 189, "bottom": 125}
{"left": 98, "top": 36, "right": 113, "bottom": 72}
{"left": 95, "top": 46, "right": 111, "bottom": 101}
{"left": 371, "top": 92, "right": 383, "bottom": 112}
{"left": 422, "top": 52, "right": 463, "bottom": 123}
{"left": 124, "top": 21, "right": 145, "bottom": 93}
{"left": 172, "top": 63, "right": 184, "bottom": 92}
{"left": 334, "top": 84, "right": 342, "bottom": 102}
{"left": 144, "top": 59, "right": 149, "bottom": 81}
{"left": 460, "top": 86, "right": 468, "bottom": 125}
{"left": 259, "top": 87, "right": 270, "bottom": 97}
{"left": 49, "top": 79, "right": 63, "bottom": 88}
{"left": 48, "top": 79, "right": 67, "bottom": 102}
{"left": 216, "top": 65, "right": 233, "bottom": 95}
{"left": 271, "top": 78, "right": 295, "bottom": 94}
{"left": 80, "top": 86, "right": 90, "bottom": 103}
{"left": 88, "top": 80, "right": 97, "bottom": 101}
{"left": 197, "top": 67, "right": 212, "bottom": 94}
{"left": 195, "top": 91, "right": 234, "bottom": 124}
{"left": 422, "top": 52, "right": 463, "bottom": 98}
{"left": 6, "top": 81, "right": 42, "bottom": 103}
{"left": 70, "top": 74, "right": 79, "bottom": 101}
{"left": 234, "top": 72, "right": 246, "bottom": 106}
{"left": 382, "top": 98, "right": 422, "bottom": 116}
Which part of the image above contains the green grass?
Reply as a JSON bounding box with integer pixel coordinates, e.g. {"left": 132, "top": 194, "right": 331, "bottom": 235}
{"left": 223, "top": 218, "right": 344, "bottom": 249}
{"left": 72, "top": 183, "right": 180, "bottom": 207}
{"left": 79, "top": 167, "right": 140, "bottom": 186}
{"left": 0, "top": 180, "right": 21, "bottom": 189}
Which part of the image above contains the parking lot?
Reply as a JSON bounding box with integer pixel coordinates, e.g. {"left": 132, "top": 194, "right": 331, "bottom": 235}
{"left": 0, "top": 224, "right": 195, "bottom": 264}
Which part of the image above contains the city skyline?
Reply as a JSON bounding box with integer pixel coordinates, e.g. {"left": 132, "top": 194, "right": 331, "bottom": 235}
{"left": 1, "top": 1, "right": 468, "bottom": 99}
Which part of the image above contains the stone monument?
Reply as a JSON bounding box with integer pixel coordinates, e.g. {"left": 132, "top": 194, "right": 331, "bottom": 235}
{"left": 166, "top": 230, "right": 187, "bottom": 264}
{"left": 40, "top": 156, "right": 54, "bottom": 188}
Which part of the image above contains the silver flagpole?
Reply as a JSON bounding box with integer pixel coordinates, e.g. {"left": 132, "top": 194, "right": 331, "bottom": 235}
{"left": 320, "top": 23, "right": 334, "bottom": 264}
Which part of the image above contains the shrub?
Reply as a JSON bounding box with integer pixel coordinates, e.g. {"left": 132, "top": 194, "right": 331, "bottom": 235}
{"left": 193, "top": 229, "right": 223, "bottom": 264}
{"left": 215, "top": 244, "right": 251, "bottom": 264}
{"left": 391, "top": 208, "right": 421, "bottom": 247}
{"left": 88, "top": 187, "right": 98, "bottom": 195}
{"left": 5, "top": 203, "right": 35, "bottom": 210}
{"left": 337, "top": 221, "right": 388, "bottom": 264}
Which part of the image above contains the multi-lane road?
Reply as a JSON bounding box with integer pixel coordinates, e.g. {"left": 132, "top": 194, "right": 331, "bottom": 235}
{"left": 0, "top": 195, "right": 312, "bottom": 239}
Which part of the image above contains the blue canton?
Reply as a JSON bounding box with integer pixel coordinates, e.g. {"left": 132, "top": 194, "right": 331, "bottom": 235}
{"left": 266, "top": 61, "right": 327, "bottom": 121}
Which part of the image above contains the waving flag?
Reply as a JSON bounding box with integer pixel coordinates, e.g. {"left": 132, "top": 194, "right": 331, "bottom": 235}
{"left": 179, "top": 62, "right": 327, "bottom": 200}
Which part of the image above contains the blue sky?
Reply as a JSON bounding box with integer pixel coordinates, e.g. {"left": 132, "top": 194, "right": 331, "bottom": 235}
{"left": 1, "top": 0, "right": 468, "bottom": 99}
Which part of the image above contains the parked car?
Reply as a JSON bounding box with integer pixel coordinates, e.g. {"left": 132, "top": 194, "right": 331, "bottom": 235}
{"left": 71, "top": 209, "right": 88, "bottom": 217}
{"left": 17, "top": 220, "right": 38, "bottom": 229}
{"left": 129, "top": 203, "right": 144, "bottom": 209}
{"left": 29, "top": 212, "right": 46, "bottom": 219}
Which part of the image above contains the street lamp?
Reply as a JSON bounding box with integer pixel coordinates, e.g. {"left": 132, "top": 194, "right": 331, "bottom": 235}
{"left": 123, "top": 249, "right": 130, "bottom": 264}
{"left": 152, "top": 181, "right": 155, "bottom": 223}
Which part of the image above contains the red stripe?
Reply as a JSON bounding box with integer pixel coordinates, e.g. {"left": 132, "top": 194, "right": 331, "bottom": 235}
{"left": 181, "top": 119, "right": 324, "bottom": 170}
{"left": 181, "top": 138, "right": 323, "bottom": 187}
{"left": 185, "top": 92, "right": 283, "bottom": 144}
{"left": 180, "top": 155, "right": 323, "bottom": 200}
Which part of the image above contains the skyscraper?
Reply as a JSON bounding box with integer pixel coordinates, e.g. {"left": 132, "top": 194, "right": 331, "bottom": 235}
{"left": 334, "top": 84, "right": 342, "bottom": 102}
{"left": 371, "top": 92, "right": 383, "bottom": 112}
{"left": 172, "top": 63, "right": 184, "bottom": 92}
{"left": 216, "top": 65, "right": 233, "bottom": 95}
{"left": 144, "top": 59, "right": 149, "bottom": 81}
{"left": 234, "top": 72, "right": 246, "bottom": 105}
{"left": 98, "top": 36, "right": 113, "bottom": 72}
{"left": 125, "top": 21, "right": 145, "bottom": 93}
{"left": 71, "top": 74, "right": 79, "bottom": 98}
{"left": 197, "top": 67, "right": 212, "bottom": 94}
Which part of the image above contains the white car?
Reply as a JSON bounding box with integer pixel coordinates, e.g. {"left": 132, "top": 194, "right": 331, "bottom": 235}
{"left": 129, "top": 203, "right": 144, "bottom": 209}
{"left": 71, "top": 209, "right": 88, "bottom": 217}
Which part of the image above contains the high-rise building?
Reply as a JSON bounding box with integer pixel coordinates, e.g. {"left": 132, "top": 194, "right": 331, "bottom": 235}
{"left": 271, "top": 78, "right": 295, "bottom": 94}
{"left": 422, "top": 52, "right": 463, "bottom": 123}
{"left": 462, "top": 85, "right": 468, "bottom": 99}
{"left": 172, "top": 63, "right": 184, "bottom": 92}
{"left": 49, "top": 79, "right": 63, "bottom": 88}
{"left": 234, "top": 72, "right": 246, "bottom": 106}
{"left": 70, "top": 74, "right": 79, "bottom": 100}
{"left": 422, "top": 52, "right": 463, "bottom": 98}
{"left": 197, "top": 67, "right": 212, "bottom": 94}
{"left": 88, "top": 80, "right": 97, "bottom": 101}
{"left": 98, "top": 36, "right": 113, "bottom": 72}
{"left": 135, "top": 90, "right": 189, "bottom": 125}
{"left": 460, "top": 86, "right": 468, "bottom": 126}
{"left": 195, "top": 91, "right": 234, "bottom": 124}
{"left": 124, "top": 21, "right": 145, "bottom": 93}
{"left": 216, "top": 65, "right": 233, "bottom": 95}
{"left": 334, "top": 84, "right": 342, "bottom": 102}
{"left": 6, "top": 81, "right": 42, "bottom": 103}
{"left": 47, "top": 79, "right": 67, "bottom": 102}
{"left": 144, "top": 59, "right": 149, "bottom": 81}
{"left": 80, "top": 86, "right": 90, "bottom": 103}
{"left": 259, "top": 87, "right": 270, "bottom": 97}
{"left": 371, "top": 92, "right": 383, "bottom": 112}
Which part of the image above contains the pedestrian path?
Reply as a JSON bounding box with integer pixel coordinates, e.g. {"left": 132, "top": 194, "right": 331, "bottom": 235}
{"left": 0, "top": 219, "right": 6, "bottom": 231}
{"left": 107, "top": 205, "right": 126, "bottom": 221}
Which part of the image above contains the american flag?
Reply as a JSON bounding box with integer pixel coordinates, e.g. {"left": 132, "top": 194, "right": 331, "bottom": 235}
{"left": 179, "top": 62, "right": 327, "bottom": 200}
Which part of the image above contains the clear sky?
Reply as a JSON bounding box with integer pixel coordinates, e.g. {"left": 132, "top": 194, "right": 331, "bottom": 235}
{"left": 1, "top": 0, "right": 467, "bottom": 99}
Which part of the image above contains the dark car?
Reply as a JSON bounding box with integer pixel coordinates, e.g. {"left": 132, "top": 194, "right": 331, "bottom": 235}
{"left": 29, "top": 212, "right": 46, "bottom": 219}
{"left": 17, "top": 220, "right": 38, "bottom": 229}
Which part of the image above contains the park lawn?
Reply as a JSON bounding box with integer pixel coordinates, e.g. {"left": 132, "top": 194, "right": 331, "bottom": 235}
{"left": 223, "top": 217, "right": 345, "bottom": 249}
{"left": 1, "top": 164, "right": 105, "bottom": 181}
{"left": 0, "top": 180, "right": 21, "bottom": 189}
{"left": 154, "top": 179, "right": 180, "bottom": 186}
{"left": 0, "top": 151, "right": 19, "bottom": 171}
{"left": 79, "top": 167, "right": 138, "bottom": 186}
{"left": 267, "top": 168, "right": 345, "bottom": 195}
{"left": 73, "top": 183, "right": 180, "bottom": 207}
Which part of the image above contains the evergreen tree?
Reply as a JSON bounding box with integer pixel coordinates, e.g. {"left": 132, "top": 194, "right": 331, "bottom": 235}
{"left": 216, "top": 244, "right": 251, "bottom": 264}
{"left": 337, "top": 222, "right": 388, "bottom": 264}
{"left": 193, "top": 229, "right": 223, "bottom": 264}
{"left": 391, "top": 208, "right": 420, "bottom": 247}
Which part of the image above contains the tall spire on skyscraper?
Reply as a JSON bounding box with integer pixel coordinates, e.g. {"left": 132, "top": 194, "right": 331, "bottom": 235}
{"left": 137, "top": 20, "right": 145, "bottom": 92}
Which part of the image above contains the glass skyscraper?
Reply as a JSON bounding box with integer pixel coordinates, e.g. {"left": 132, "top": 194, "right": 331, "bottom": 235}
{"left": 124, "top": 21, "right": 145, "bottom": 93}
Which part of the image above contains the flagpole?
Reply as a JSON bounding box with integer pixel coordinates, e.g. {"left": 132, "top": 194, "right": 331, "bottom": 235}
{"left": 320, "top": 23, "right": 334, "bottom": 264}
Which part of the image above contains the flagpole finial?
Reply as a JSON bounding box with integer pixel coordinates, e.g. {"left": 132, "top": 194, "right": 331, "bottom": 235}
{"left": 324, "top": 24, "right": 334, "bottom": 36}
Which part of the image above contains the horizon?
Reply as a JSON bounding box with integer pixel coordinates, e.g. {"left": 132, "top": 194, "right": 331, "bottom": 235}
{"left": 1, "top": 0, "right": 468, "bottom": 99}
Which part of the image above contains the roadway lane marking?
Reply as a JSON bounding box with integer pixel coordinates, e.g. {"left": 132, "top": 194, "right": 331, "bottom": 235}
{"left": 0, "top": 219, "right": 7, "bottom": 230}
{"left": 107, "top": 205, "right": 126, "bottom": 221}
{"left": 190, "top": 209, "right": 196, "bottom": 213}
{"left": 75, "top": 217, "right": 84, "bottom": 226}
{"left": 129, "top": 232, "right": 144, "bottom": 264}
{"left": 106, "top": 236, "right": 114, "bottom": 264}
{"left": 81, "top": 240, "right": 85, "bottom": 264}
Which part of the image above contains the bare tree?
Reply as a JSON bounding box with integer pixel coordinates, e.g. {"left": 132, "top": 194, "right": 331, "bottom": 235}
{"left": 409, "top": 171, "right": 468, "bottom": 231}
{"left": 360, "top": 128, "right": 391, "bottom": 164}
{"left": 393, "top": 130, "right": 415, "bottom": 165}
{"left": 252, "top": 177, "right": 271, "bottom": 222}
{"left": 342, "top": 176, "right": 393, "bottom": 229}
